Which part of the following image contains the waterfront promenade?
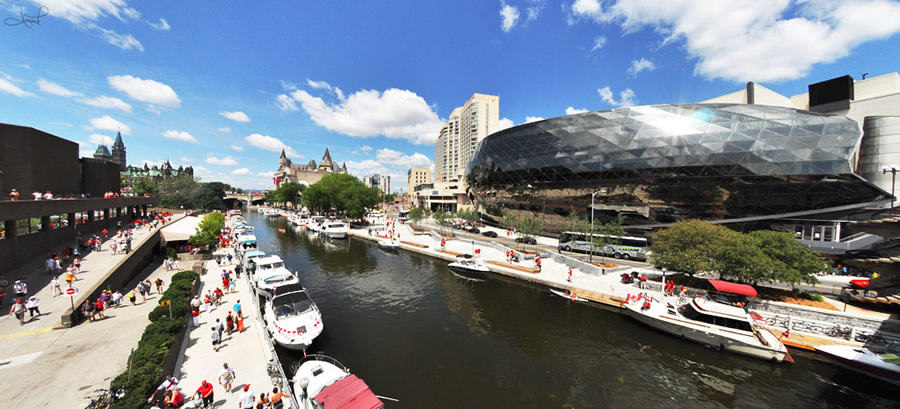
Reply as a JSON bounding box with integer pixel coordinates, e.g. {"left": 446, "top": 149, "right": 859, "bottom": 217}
{"left": 347, "top": 215, "right": 893, "bottom": 351}
{"left": 0, "top": 221, "right": 180, "bottom": 408}
{"left": 174, "top": 247, "right": 289, "bottom": 409}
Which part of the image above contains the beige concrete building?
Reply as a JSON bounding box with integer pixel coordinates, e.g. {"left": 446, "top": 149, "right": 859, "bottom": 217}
{"left": 407, "top": 167, "right": 431, "bottom": 203}
{"left": 434, "top": 93, "right": 500, "bottom": 182}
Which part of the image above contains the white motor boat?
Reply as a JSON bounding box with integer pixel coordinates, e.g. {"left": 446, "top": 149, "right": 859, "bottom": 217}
{"left": 241, "top": 250, "right": 266, "bottom": 271}
{"left": 378, "top": 238, "right": 399, "bottom": 251}
{"left": 447, "top": 254, "right": 490, "bottom": 278}
{"left": 235, "top": 234, "right": 258, "bottom": 252}
{"left": 624, "top": 279, "right": 792, "bottom": 363}
{"left": 264, "top": 283, "right": 323, "bottom": 351}
{"left": 253, "top": 255, "right": 299, "bottom": 292}
{"left": 816, "top": 345, "right": 900, "bottom": 386}
{"left": 293, "top": 354, "right": 384, "bottom": 409}
{"left": 323, "top": 222, "right": 349, "bottom": 239}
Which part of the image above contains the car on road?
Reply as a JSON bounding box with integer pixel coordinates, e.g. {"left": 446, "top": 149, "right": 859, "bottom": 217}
{"left": 515, "top": 236, "right": 537, "bottom": 245}
{"left": 467, "top": 227, "right": 481, "bottom": 234}
{"left": 481, "top": 231, "right": 498, "bottom": 238}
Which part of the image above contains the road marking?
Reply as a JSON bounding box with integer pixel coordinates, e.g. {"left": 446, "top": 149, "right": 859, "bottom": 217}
{"left": 0, "top": 351, "right": 42, "bottom": 370}
{"left": 0, "top": 327, "right": 53, "bottom": 339}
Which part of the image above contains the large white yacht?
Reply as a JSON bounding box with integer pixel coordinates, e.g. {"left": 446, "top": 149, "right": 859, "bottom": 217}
{"left": 816, "top": 345, "right": 900, "bottom": 386}
{"left": 447, "top": 254, "right": 490, "bottom": 278}
{"left": 264, "top": 283, "right": 324, "bottom": 351}
{"left": 293, "top": 354, "right": 383, "bottom": 409}
{"left": 253, "top": 255, "right": 299, "bottom": 293}
{"left": 323, "top": 221, "right": 349, "bottom": 239}
{"left": 624, "top": 279, "right": 792, "bottom": 363}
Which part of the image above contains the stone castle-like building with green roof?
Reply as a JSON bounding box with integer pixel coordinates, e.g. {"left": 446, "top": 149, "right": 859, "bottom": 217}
{"left": 92, "top": 132, "right": 194, "bottom": 183}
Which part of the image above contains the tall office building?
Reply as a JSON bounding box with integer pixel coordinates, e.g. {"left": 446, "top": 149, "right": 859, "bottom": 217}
{"left": 434, "top": 93, "right": 499, "bottom": 182}
{"left": 407, "top": 167, "right": 431, "bottom": 200}
{"left": 363, "top": 174, "right": 391, "bottom": 195}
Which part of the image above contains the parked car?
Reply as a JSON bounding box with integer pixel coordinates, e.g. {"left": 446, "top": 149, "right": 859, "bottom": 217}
{"left": 481, "top": 231, "right": 498, "bottom": 238}
{"left": 515, "top": 236, "right": 537, "bottom": 245}
{"left": 467, "top": 227, "right": 481, "bottom": 234}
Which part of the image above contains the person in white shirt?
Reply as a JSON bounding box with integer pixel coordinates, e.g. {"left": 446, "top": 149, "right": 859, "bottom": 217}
{"left": 238, "top": 384, "right": 255, "bottom": 408}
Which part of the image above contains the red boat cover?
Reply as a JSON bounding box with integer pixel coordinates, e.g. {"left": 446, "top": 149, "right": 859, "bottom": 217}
{"left": 314, "top": 375, "right": 384, "bottom": 409}
{"left": 849, "top": 279, "right": 870, "bottom": 288}
{"left": 708, "top": 279, "right": 758, "bottom": 297}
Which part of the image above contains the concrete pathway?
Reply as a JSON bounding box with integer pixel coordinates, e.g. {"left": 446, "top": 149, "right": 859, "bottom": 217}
{"left": 175, "top": 248, "right": 280, "bottom": 409}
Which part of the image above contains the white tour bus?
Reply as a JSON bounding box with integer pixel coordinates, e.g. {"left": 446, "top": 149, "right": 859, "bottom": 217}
{"left": 558, "top": 231, "right": 651, "bottom": 261}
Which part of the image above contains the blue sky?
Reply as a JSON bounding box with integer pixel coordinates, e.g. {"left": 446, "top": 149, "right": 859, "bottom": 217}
{"left": 1, "top": 0, "right": 899, "bottom": 191}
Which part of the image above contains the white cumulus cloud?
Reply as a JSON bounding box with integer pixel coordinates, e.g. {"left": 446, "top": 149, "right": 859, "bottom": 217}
{"left": 627, "top": 58, "right": 656, "bottom": 77}
{"left": 566, "top": 107, "right": 589, "bottom": 115}
{"left": 231, "top": 168, "right": 252, "bottom": 175}
{"left": 221, "top": 111, "right": 250, "bottom": 123}
{"left": 205, "top": 155, "right": 240, "bottom": 166}
{"left": 525, "top": 116, "right": 545, "bottom": 123}
{"left": 37, "top": 78, "right": 83, "bottom": 97}
{"left": 162, "top": 130, "right": 198, "bottom": 143}
{"left": 598, "top": 86, "right": 635, "bottom": 107}
{"left": 498, "top": 117, "right": 515, "bottom": 131}
{"left": 376, "top": 148, "right": 433, "bottom": 168}
{"left": 85, "top": 115, "right": 131, "bottom": 135}
{"left": 108, "top": 75, "right": 180, "bottom": 107}
{"left": 87, "top": 133, "right": 114, "bottom": 145}
{"left": 275, "top": 94, "right": 298, "bottom": 112}
{"left": 244, "top": 133, "right": 302, "bottom": 158}
{"left": 500, "top": 1, "right": 521, "bottom": 32}
{"left": 77, "top": 95, "right": 132, "bottom": 112}
{"left": 231, "top": 145, "right": 245, "bottom": 151}
{"left": 573, "top": 0, "right": 900, "bottom": 83}
{"left": 590, "top": 36, "right": 607, "bottom": 52}
{"left": 287, "top": 84, "right": 444, "bottom": 145}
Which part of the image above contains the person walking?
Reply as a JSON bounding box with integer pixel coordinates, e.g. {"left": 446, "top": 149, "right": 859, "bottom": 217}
{"left": 214, "top": 318, "right": 224, "bottom": 340}
{"left": 210, "top": 325, "right": 221, "bottom": 352}
{"left": 25, "top": 296, "right": 41, "bottom": 317}
{"left": 82, "top": 300, "right": 96, "bottom": 322}
{"left": 50, "top": 276, "right": 62, "bottom": 296}
{"left": 194, "top": 380, "right": 215, "bottom": 409}
{"left": 112, "top": 290, "right": 122, "bottom": 308}
{"left": 155, "top": 278, "right": 165, "bottom": 294}
{"left": 128, "top": 289, "right": 137, "bottom": 306}
{"left": 9, "top": 299, "right": 26, "bottom": 325}
{"left": 13, "top": 280, "right": 27, "bottom": 300}
{"left": 255, "top": 392, "right": 270, "bottom": 409}
{"left": 238, "top": 385, "right": 255, "bottom": 409}
{"left": 567, "top": 267, "right": 573, "bottom": 283}
{"left": 226, "top": 312, "right": 235, "bottom": 335}
{"left": 218, "top": 363, "right": 236, "bottom": 393}
{"left": 233, "top": 300, "right": 243, "bottom": 320}
{"left": 94, "top": 298, "right": 106, "bottom": 319}
{"left": 535, "top": 255, "right": 542, "bottom": 272}
{"left": 269, "top": 387, "right": 288, "bottom": 409}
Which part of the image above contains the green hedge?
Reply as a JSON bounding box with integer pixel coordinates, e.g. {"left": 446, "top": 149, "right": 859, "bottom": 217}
{"left": 109, "top": 270, "right": 198, "bottom": 409}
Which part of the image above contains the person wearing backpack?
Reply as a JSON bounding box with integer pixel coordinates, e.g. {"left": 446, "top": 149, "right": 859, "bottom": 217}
{"left": 8, "top": 299, "right": 26, "bottom": 325}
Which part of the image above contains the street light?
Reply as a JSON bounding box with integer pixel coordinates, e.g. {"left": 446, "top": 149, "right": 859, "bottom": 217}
{"left": 884, "top": 165, "right": 898, "bottom": 215}
{"left": 590, "top": 189, "right": 603, "bottom": 262}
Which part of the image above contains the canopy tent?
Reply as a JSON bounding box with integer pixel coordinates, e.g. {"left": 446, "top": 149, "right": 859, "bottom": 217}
{"left": 160, "top": 216, "right": 202, "bottom": 244}
{"left": 707, "top": 279, "right": 758, "bottom": 297}
{"left": 313, "top": 375, "right": 383, "bottom": 409}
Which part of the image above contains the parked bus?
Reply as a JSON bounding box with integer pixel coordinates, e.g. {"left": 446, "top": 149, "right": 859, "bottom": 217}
{"left": 558, "top": 231, "right": 651, "bottom": 261}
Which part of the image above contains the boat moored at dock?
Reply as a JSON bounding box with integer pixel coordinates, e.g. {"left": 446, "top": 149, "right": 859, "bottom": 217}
{"left": 253, "top": 255, "right": 300, "bottom": 293}
{"left": 264, "top": 283, "right": 324, "bottom": 351}
{"left": 293, "top": 354, "right": 383, "bottom": 409}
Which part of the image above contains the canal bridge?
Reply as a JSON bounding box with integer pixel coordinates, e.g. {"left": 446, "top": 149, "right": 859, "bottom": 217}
{"left": 224, "top": 193, "right": 266, "bottom": 209}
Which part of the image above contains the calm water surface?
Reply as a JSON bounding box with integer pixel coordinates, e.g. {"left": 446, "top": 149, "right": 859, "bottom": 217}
{"left": 244, "top": 212, "right": 898, "bottom": 409}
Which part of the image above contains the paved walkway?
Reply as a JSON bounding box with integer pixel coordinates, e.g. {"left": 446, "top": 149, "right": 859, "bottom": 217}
{"left": 175, "top": 248, "right": 280, "bottom": 409}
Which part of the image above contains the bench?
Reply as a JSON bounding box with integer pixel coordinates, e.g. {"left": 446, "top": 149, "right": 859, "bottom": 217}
{"left": 486, "top": 260, "right": 540, "bottom": 274}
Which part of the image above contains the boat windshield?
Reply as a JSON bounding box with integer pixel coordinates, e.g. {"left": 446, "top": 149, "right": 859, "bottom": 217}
{"left": 274, "top": 291, "right": 315, "bottom": 320}
{"left": 678, "top": 304, "right": 752, "bottom": 332}
{"left": 259, "top": 262, "right": 285, "bottom": 270}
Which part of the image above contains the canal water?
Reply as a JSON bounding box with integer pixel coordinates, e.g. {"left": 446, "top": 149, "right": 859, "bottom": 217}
{"left": 245, "top": 212, "right": 898, "bottom": 409}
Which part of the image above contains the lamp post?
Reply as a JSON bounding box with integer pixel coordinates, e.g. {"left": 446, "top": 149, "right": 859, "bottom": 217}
{"left": 590, "top": 190, "right": 602, "bottom": 263}
{"left": 884, "top": 165, "right": 898, "bottom": 215}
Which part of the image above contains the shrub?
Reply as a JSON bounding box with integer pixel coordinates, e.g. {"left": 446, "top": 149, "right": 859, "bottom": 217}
{"left": 165, "top": 247, "right": 177, "bottom": 259}
{"left": 107, "top": 270, "right": 197, "bottom": 409}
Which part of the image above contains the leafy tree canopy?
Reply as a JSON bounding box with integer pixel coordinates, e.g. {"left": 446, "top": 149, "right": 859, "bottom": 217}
{"left": 189, "top": 211, "right": 225, "bottom": 249}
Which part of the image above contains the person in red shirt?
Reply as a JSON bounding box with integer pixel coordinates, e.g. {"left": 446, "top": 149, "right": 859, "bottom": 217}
{"left": 194, "top": 380, "right": 214, "bottom": 408}
{"left": 164, "top": 389, "right": 184, "bottom": 408}
{"left": 94, "top": 298, "right": 106, "bottom": 319}
{"left": 102, "top": 229, "right": 108, "bottom": 238}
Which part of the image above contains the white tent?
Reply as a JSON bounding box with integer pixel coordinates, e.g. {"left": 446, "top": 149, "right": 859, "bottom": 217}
{"left": 160, "top": 216, "right": 202, "bottom": 244}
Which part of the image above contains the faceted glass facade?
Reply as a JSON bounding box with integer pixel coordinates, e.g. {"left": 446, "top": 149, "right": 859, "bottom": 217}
{"left": 466, "top": 104, "right": 887, "bottom": 230}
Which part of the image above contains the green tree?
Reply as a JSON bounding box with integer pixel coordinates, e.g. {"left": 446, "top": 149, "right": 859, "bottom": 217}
{"left": 189, "top": 212, "right": 225, "bottom": 249}
{"left": 502, "top": 210, "right": 519, "bottom": 232}
{"left": 649, "top": 220, "right": 735, "bottom": 276}
{"left": 456, "top": 208, "right": 479, "bottom": 226}
{"left": 193, "top": 182, "right": 228, "bottom": 210}
{"left": 517, "top": 214, "right": 544, "bottom": 240}
{"left": 339, "top": 184, "right": 380, "bottom": 218}
{"left": 433, "top": 209, "right": 452, "bottom": 234}
{"left": 408, "top": 206, "right": 430, "bottom": 227}
{"left": 131, "top": 178, "right": 159, "bottom": 196}
{"left": 749, "top": 230, "right": 821, "bottom": 286}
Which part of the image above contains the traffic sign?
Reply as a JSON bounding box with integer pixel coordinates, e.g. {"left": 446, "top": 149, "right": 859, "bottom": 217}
{"left": 65, "top": 287, "right": 77, "bottom": 296}
{"left": 159, "top": 300, "right": 171, "bottom": 306}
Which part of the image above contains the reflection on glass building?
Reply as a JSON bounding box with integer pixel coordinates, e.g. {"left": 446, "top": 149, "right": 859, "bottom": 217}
{"left": 466, "top": 104, "right": 889, "bottom": 242}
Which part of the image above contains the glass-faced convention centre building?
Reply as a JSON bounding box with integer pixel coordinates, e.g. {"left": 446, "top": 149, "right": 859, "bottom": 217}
{"left": 466, "top": 104, "right": 889, "bottom": 249}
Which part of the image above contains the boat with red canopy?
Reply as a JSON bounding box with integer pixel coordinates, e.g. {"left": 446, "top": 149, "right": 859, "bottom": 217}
{"left": 294, "top": 354, "right": 384, "bottom": 409}
{"left": 624, "top": 279, "right": 792, "bottom": 362}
